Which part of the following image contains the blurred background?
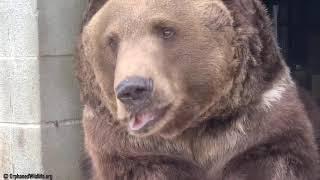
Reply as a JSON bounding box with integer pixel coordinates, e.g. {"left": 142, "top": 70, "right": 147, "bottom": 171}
{"left": 263, "top": 0, "right": 320, "bottom": 104}
{"left": 0, "top": 0, "right": 87, "bottom": 179}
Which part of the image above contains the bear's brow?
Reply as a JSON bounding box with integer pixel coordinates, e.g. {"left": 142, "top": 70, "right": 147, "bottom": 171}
{"left": 148, "top": 17, "right": 180, "bottom": 28}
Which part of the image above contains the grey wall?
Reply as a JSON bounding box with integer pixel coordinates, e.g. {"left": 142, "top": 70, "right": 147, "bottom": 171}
{"left": 0, "top": 0, "right": 87, "bottom": 179}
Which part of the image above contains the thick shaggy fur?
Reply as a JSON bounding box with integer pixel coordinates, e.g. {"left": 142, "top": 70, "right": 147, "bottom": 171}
{"left": 76, "top": 0, "right": 320, "bottom": 179}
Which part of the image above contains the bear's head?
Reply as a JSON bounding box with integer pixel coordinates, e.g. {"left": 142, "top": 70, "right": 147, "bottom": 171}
{"left": 78, "top": 0, "right": 284, "bottom": 138}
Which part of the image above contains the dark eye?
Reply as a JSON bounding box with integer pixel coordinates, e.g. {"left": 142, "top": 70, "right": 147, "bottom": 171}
{"left": 108, "top": 36, "right": 118, "bottom": 51}
{"left": 160, "top": 27, "right": 176, "bottom": 40}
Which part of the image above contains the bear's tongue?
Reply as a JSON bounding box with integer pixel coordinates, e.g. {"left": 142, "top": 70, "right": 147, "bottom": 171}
{"left": 129, "top": 112, "right": 155, "bottom": 131}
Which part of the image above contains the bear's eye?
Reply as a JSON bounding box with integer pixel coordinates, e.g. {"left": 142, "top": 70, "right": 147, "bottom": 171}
{"left": 107, "top": 36, "right": 118, "bottom": 51}
{"left": 159, "top": 27, "right": 176, "bottom": 40}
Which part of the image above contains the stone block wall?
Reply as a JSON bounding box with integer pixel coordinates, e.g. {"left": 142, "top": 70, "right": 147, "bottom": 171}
{"left": 0, "top": 0, "right": 87, "bottom": 179}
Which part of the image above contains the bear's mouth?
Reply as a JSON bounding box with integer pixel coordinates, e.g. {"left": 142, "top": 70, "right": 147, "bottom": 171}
{"left": 128, "top": 105, "right": 170, "bottom": 132}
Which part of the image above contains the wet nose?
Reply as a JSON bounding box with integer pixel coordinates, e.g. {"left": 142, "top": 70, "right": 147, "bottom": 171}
{"left": 116, "top": 76, "right": 153, "bottom": 105}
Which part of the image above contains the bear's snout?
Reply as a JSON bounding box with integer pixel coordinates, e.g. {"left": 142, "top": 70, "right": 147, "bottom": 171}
{"left": 116, "top": 76, "right": 153, "bottom": 107}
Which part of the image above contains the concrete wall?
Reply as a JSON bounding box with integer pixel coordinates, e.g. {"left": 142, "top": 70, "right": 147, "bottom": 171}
{"left": 0, "top": 0, "right": 86, "bottom": 179}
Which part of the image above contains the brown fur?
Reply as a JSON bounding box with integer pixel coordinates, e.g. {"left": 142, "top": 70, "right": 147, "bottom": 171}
{"left": 76, "top": 0, "right": 320, "bottom": 179}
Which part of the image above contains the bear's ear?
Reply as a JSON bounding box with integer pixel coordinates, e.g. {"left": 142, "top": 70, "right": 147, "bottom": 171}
{"left": 81, "top": 0, "right": 108, "bottom": 30}
{"left": 193, "top": 1, "right": 234, "bottom": 31}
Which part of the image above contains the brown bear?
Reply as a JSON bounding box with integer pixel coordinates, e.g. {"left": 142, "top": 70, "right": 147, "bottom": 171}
{"left": 76, "top": 0, "right": 320, "bottom": 179}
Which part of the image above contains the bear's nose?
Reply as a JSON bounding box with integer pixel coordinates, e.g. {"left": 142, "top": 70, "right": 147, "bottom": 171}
{"left": 116, "top": 76, "right": 153, "bottom": 106}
